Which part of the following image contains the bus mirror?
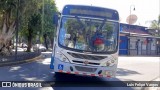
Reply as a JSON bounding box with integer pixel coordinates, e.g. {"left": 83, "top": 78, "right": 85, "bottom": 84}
{"left": 53, "top": 14, "right": 59, "bottom": 26}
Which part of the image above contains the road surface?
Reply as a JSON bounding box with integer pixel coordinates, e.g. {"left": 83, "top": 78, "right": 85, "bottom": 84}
{"left": 0, "top": 52, "right": 159, "bottom": 90}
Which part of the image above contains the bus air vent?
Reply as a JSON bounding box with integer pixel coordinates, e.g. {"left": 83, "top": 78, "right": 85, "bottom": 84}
{"left": 72, "top": 60, "right": 100, "bottom": 65}
{"left": 75, "top": 66, "right": 97, "bottom": 72}
{"left": 67, "top": 52, "right": 107, "bottom": 60}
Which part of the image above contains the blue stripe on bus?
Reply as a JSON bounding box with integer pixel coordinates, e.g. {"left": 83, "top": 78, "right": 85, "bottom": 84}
{"left": 50, "top": 56, "right": 54, "bottom": 69}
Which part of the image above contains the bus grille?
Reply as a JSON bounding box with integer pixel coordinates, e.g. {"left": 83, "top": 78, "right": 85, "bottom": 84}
{"left": 72, "top": 60, "right": 100, "bottom": 65}
{"left": 67, "top": 52, "right": 107, "bottom": 60}
{"left": 75, "top": 66, "right": 97, "bottom": 72}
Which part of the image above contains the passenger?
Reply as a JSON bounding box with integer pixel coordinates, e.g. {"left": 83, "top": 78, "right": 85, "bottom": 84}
{"left": 68, "top": 33, "right": 76, "bottom": 48}
{"left": 91, "top": 30, "right": 105, "bottom": 51}
{"left": 75, "top": 33, "right": 86, "bottom": 50}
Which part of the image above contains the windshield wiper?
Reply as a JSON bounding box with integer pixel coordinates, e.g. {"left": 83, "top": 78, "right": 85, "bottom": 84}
{"left": 75, "top": 16, "right": 86, "bottom": 30}
{"left": 98, "top": 18, "right": 107, "bottom": 31}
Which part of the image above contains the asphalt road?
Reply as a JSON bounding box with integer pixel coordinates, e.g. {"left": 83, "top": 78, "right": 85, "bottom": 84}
{"left": 0, "top": 52, "right": 159, "bottom": 90}
{"left": 117, "top": 57, "right": 160, "bottom": 81}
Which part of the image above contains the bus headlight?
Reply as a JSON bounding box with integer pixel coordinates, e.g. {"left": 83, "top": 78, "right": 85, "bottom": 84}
{"left": 102, "top": 59, "right": 115, "bottom": 66}
{"left": 56, "top": 52, "right": 69, "bottom": 62}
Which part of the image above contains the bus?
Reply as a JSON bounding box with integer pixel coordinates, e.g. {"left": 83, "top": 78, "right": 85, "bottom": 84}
{"left": 50, "top": 4, "right": 119, "bottom": 78}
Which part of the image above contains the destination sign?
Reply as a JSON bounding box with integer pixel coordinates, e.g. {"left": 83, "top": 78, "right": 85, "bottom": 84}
{"left": 70, "top": 9, "right": 113, "bottom": 18}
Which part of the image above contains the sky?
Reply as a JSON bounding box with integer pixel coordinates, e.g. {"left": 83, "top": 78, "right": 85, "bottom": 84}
{"left": 55, "top": 0, "right": 160, "bottom": 27}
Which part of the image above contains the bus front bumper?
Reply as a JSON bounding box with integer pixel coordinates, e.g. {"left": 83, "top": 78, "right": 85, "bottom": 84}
{"left": 53, "top": 58, "right": 117, "bottom": 78}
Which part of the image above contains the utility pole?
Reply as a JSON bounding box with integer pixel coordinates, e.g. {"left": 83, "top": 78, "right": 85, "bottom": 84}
{"left": 128, "top": 5, "right": 135, "bottom": 55}
{"left": 15, "top": 0, "right": 20, "bottom": 60}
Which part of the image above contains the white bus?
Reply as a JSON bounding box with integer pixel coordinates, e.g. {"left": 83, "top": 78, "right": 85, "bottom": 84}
{"left": 50, "top": 5, "right": 120, "bottom": 78}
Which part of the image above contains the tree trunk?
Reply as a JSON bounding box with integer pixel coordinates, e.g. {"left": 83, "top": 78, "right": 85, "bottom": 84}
{"left": 44, "top": 34, "right": 48, "bottom": 50}
{"left": 27, "top": 36, "right": 32, "bottom": 52}
{"left": 0, "top": 44, "right": 12, "bottom": 56}
{"left": 27, "top": 29, "right": 32, "bottom": 52}
{"left": 50, "top": 37, "right": 53, "bottom": 48}
{"left": 0, "top": 16, "right": 15, "bottom": 56}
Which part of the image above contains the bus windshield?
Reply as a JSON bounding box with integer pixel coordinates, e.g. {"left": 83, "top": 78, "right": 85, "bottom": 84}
{"left": 58, "top": 16, "right": 119, "bottom": 53}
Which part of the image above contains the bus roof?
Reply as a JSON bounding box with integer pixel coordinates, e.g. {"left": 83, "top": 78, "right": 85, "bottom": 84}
{"left": 62, "top": 4, "right": 119, "bottom": 21}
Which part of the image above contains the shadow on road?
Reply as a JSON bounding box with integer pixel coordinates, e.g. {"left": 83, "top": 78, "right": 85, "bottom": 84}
{"left": 116, "top": 68, "right": 141, "bottom": 76}
{"left": 52, "top": 73, "right": 135, "bottom": 90}
{"left": 0, "top": 52, "right": 53, "bottom": 81}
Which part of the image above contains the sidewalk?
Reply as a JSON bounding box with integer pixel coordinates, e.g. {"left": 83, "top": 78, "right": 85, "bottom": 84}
{"left": 0, "top": 48, "right": 44, "bottom": 67}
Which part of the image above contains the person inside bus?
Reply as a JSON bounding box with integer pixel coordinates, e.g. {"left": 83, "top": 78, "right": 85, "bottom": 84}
{"left": 91, "top": 29, "right": 105, "bottom": 51}
{"left": 74, "top": 31, "right": 86, "bottom": 50}
{"left": 67, "top": 32, "right": 77, "bottom": 48}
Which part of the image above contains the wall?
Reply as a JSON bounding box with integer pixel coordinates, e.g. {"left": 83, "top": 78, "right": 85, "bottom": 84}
{"left": 119, "top": 23, "right": 158, "bottom": 56}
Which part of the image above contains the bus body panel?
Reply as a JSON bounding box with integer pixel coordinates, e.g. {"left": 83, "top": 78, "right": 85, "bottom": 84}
{"left": 53, "top": 56, "right": 117, "bottom": 77}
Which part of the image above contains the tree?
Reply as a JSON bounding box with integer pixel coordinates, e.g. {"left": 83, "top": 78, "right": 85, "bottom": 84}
{"left": 19, "top": 0, "right": 57, "bottom": 51}
{"left": 149, "top": 15, "right": 160, "bottom": 37}
{"left": 0, "top": 0, "right": 42, "bottom": 55}
{"left": 19, "top": 0, "right": 42, "bottom": 52}
{"left": 0, "top": 0, "right": 58, "bottom": 55}
{"left": 42, "top": 0, "right": 57, "bottom": 49}
{"left": 0, "top": 0, "right": 17, "bottom": 56}
{"left": 26, "top": 14, "right": 41, "bottom": 52}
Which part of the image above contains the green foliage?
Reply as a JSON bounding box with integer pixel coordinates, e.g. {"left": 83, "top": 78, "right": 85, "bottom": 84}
{"left": 19, "top": 0, "right": 42, "bottom": 37}
{"left": 28, "top": 13, "right": 41, "bottom": 36}
{"left": 42, "top": 0, "right": 57, "bottom": 40}
{"left": 0, "top": 0, "right": 58, "bottom": 52}
{"left": 40, "top": 36, "right": 44, "bottom": 43}
{"left": 19, "top": 0, "right": 57, "bottom": 46}
{"left": 150, "top": 15, "right": 160, "bottom": 37}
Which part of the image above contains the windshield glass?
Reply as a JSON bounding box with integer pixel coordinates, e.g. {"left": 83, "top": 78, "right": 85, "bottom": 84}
{"left": 58, "top": 16, "right": 119, "bottom": 53}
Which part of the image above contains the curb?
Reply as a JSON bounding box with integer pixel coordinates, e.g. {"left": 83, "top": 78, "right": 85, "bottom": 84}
{"left": 119, "top": 55, "right": 160, "bottom": 57}
{"left": 0, "top": 54, "right": 45, "bottom": 67}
